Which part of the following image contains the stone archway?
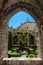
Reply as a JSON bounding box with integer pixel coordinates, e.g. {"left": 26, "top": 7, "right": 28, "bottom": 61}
{"left": 0, "top": 1, "right": 43, "bottom": 62}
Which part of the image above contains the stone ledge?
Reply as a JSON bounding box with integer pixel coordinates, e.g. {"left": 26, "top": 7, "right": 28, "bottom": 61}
{"left": 3, "top": 57, "right": 42, "bottom": 61}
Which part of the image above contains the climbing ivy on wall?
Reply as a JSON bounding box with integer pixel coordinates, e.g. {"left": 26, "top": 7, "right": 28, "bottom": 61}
{"left": 8, "top": 30, "right": 13, "bottom": 50}
{"left": 8, "top": 30, "right": 32, "bottom": 50}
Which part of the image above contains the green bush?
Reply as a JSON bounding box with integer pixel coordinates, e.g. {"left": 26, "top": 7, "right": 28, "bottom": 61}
{"left": 26, "top": 53, "right": 28, "bottom": 57}
{"left": 28, "top": 54, "right": 36, "bottom": 58}
{"left": 26, "top": 46, "right": 38, "bottom": 58}
{"left": 34, "top": 50, "right": 38, "bottom": 55}
{"left": 8, "top": 50, "right": 21, "bottom": 57}
{"left": 11, "top": 48, "right": 15, "bottom": 51}
{"left": 31, "top": 46, "right": 37, "bottom": 50}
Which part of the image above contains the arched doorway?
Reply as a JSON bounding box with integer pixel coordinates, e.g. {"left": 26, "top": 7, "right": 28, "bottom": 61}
{"left": 29, "top": 35, "right": 35, "bottom": 45}
{"left": 0, "top": 2, "right": 42, "bottom": 59}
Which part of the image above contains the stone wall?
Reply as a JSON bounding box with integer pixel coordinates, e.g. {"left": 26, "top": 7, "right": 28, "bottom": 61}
{"left": 41, "top": 25, "right": 43, "bottom": 59}
{"left": 0, "top": 59, "right": 42, "bottom": 65}
{"left": 0, "top": 24, "right": 8, "bottom": 58}
{"left": 0, "top": 0, "right": 43, "bottom": 65}
{"left": 34, "top": 25, "right": 41, "bottom": 58}
{"left": 17, "top": 20, "right": 36, "bottom": 31}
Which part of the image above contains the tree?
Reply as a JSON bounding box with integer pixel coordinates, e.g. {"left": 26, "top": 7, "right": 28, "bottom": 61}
{"left": 17, "top": 31, "right": 32, "bottom": 50}
{"left": 8, "top": 31, "right": 13, "bottom": 50}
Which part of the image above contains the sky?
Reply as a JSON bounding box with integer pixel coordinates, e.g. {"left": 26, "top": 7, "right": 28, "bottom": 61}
{"left": 8, "top": 11, "right": 36, "bottom": 29}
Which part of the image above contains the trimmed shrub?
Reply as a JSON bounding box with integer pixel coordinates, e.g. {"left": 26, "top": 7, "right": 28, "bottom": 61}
{"left": 26, "top": 46, "right": 38, "bottom": 58}
{"left": 8, "top": 51, "right": 21, "bottom": 57}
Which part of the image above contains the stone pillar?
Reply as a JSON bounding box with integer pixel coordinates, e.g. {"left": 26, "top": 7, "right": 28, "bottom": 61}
{"left": 34, "top": 25, "right": 41, "bottom": 58}
{"left": 41, "top": 25, "right": 43, "bottom": 59}
{"left": 37, "top": 25, "right": 43, "bottom": 65}
{"left": 0, "top": 24, "right": 8, "bottom": 59}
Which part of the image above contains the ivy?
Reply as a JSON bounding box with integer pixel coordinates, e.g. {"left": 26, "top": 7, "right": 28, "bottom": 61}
{"left": 8, "top": 30, "right": 13, "bottom": 50}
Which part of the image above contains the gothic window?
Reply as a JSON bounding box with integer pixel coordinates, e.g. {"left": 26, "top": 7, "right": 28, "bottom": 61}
{"left": 29, "top": 35, "right": 35, "bottom": 45}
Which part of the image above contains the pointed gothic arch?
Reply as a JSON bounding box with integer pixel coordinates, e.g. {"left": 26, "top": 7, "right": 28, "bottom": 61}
{"left": 0, "top": 2, "right": 43, "bottom": 62}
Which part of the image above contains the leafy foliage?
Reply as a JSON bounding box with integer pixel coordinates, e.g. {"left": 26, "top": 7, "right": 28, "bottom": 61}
{"left": 26, "top": 46, "right": 38, "bottom": 58}
{"left": 16, "top": 31, "right": 32, "bottom": 50}
{"left": 8, "top": 51, "right": 21, "bottom": 57}
{"left": 8, "top": 47, "right": 21, "bottom": 57}
{"left": 8, "top": 31, "right": 13, "bottom": 50}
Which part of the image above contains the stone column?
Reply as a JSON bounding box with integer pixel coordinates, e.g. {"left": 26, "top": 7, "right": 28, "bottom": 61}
{"left": 41, "top": 25, "right": 43, "bottom": 59}
{"left": 0, "top": 23, "right": 8, "bottom": 59}
{"left": 34, "top": 25, "right": 41, "bottom": 58}
{"left": 37, "top": 25, "right": 43, "bottom": 65}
